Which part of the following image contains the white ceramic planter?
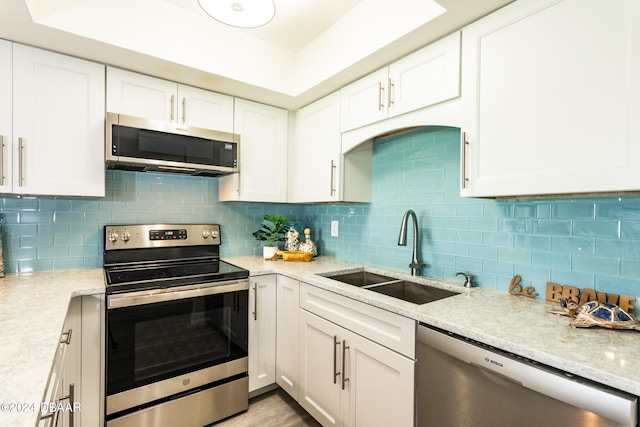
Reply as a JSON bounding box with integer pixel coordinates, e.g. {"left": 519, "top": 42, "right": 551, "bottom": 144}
{"left": 263, "top": 246, "right": 278, "bottom": 260}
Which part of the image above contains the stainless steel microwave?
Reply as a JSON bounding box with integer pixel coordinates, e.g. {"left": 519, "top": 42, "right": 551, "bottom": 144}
{"left": 106, "top": 112, "right": 240, "bottom": 177}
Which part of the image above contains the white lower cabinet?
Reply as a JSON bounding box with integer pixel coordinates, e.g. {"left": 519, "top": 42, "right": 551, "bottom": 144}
{"left": 298, "top": 283, "right": 415, "bottom": 427}
{"left": 38, "top": 298, "right": 79, "bottom": 427}
{"left": 248, "top": 275, "right": 277, "bottom": 393}
{"left": 38, "top": 294, "right": 104, "bottom": 427}
{"left": 276, "top": 275, "right": 300, "bottom": 399}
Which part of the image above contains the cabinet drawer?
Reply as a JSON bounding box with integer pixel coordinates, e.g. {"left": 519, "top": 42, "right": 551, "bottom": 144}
{"left": 299, "top": 283, "right": 415, "bottom": 358}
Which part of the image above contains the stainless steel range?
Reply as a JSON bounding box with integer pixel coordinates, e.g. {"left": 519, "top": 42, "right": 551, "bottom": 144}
{"left": 103, "top": 224, "right": 250, "bottom": 427}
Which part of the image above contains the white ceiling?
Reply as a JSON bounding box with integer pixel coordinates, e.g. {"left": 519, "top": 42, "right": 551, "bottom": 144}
{"left": 0, "top": 0, "right": 513, "bottom": 109}
{"left": 167, "top": 0, "right": 365, "bottom": 53}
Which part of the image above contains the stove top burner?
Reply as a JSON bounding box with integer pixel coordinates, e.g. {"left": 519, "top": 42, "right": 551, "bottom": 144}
{"left": 105, "top": 259, "right": 248, "bottom": 294}
{"left": 106, "top": 259, "right": 219, "bottom": 285}
{"left": 103, "top": 224, "right": 249, "bottom": 294}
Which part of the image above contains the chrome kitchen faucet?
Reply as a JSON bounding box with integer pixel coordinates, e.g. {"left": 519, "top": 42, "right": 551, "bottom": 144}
{"left": 397, "top": 210, "right": 426, "bottom": 276}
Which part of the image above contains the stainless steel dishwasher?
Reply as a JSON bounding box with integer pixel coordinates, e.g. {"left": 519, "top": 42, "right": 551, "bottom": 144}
{"left": 417, "top": 324, "right": 638, "bottom": 427}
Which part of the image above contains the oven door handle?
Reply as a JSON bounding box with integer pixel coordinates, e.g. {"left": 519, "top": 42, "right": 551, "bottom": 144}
{"left": 108, "top": 279, "right": 250, "bottom": 309}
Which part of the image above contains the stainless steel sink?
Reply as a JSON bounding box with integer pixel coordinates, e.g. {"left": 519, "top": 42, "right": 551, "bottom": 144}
{"left": 324, "top": 271, "right": 397, "bottom": 287}
{"left": 367, "top": 280, "right": 457, "bottom": 305}
{"left": 325, "top": 271, "right": 458, "bottom": 304}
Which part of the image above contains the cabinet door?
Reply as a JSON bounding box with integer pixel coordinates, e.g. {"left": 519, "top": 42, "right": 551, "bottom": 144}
{"left": 219, "top": 99, "right": 288, "bottom": 202}
{"left": 389, "top": 32, "right": 460, "bottom": 118}
{"left": 346, "top": 331, "right": 415, "bottom": 427}
{"left": 461, "top": 0, "right": 640, "bottom": 197}
{"left": 248, "top": 275, "right": 277, "bottom": 392}
{"left": 299, "top": 309, "right": 344, "bottom": 427}
{"left": 176, "top": 84, "right": 234, "bottom": 132}
{"left": 38, "top": 298, "right": 80, "bottom": 427}
{"left": 0, "top": 40, "right": 12, "bottom": 193}
{"left": 340, "top": 68, "right": 388, "bottom": 132}
{"left": 276, "top": 275, "right": 299, "bottom": 400}
{"left": 106, "top": 67, "right": 176, "bottom": 121}
{"left": 291, "top": 92, "right": 341, "bottom": 202}
{"left": 13, "top": 45, "right": 105, "bottom": 197}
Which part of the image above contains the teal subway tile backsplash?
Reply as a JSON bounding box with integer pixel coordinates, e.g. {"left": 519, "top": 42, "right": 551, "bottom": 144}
{"left": 0, "top": 170, "right": 304, "bottom": 273}
{"left": 303, "top": 126, "right": 640, "bottom": 310}
{"left": 1, "top": 125, "right": 639, "bottom": 312}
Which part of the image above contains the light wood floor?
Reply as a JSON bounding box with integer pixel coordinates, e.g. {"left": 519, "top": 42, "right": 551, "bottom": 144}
{"left": 213, "top": 388, "right": 322, "bottom": 427}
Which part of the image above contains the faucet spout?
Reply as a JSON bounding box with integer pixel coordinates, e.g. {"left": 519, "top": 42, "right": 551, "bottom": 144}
{"left": 398, "top": 210, "right": 426, "bottom": 276}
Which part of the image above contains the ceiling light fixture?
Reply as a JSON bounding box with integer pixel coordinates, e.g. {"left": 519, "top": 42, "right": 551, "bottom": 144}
{"left": 197, "top": 0, "right": 276, "bottom": 29}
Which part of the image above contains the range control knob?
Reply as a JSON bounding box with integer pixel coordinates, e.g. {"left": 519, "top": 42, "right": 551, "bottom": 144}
{"left": 202, "top": 230, "right": 211, "bottom": 239}
{"left": 211, "top": 229, "right": 219, "bottom": 239}
{"left": 121, "top": 231, "right": 131, "bottom": 242}
{"left": 108, "top": 232, "right": 119, "bottom": 243}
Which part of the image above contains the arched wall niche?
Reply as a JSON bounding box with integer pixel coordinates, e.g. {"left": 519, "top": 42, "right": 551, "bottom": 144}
{"left": 342, "top": 98, "right": 462, "bottom": 154}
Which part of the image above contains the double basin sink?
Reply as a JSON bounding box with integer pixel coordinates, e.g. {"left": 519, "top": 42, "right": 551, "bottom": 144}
{"left": 324, "top": 270, "right": 458, "bottom": 305}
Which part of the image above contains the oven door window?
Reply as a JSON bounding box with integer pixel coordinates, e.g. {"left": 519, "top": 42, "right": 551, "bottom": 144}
{"left": 107, "top": 290, "right": 248, "bottom": 395}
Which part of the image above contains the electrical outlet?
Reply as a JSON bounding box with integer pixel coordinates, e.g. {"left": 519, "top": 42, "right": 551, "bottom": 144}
{"left": 331, "top": 220, "right": 339, "bottom": 237}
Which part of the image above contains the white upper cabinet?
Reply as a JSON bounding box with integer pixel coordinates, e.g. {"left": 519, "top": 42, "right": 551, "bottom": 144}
{"left": 219, "top": 99, "right": 288, "bottom": 202}
{"left": 340, "top": 68, "right": 388, "bottom": 133}
{"left": 11, "top": 44, "right": 105, "bottom": 197}
{"left": 460, "top": 0, "right": 640, "bottom": 198}
{"left": 177, "top": 84, "right": 234, "bottom": 132}
{"left": 106, "top": 67, "right": 175, "bottom": 121}
{"left": 0, "top": 40, "right": 12, "bottom": 194}
{"left": 341, "top": 32, "right": 461, "bottom": 132}
{"left": 291, "top": 91, "right": 372, "bottom": 203}
{"left": 106, "top": 67, "right": 234, "bottom": 132}
{"left": 290, "top": 92, "right": 343, "bottom": 203}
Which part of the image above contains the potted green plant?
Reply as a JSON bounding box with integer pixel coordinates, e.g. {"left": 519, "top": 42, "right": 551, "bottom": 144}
{"left": 252, "top": 214, "right": 290, "bottom": 259}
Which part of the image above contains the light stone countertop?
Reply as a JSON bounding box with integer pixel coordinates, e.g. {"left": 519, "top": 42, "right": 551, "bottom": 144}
{"left": 2, "top": 256, "right": 639, "bottom": 427}
{"left": 225, "top": 256, "right": 640, "bottom": 397}
{"left": 0, "top": 268, "right": 104, "bottom": 427}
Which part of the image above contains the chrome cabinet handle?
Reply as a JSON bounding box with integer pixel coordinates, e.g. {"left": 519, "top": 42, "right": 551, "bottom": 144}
{"left": 39, "top": 383, "right": 74, "bottom": 426}
{"left": 461, "top": 131, "right": 470, "bottom": 189}
{"left": 170, "top": 95, "right": 175, "bottom": 121}
{"left": 66, "top": 383, "right": 75, "bottom": 427}
{"left": 18, "top": 137, "right": 25, "bottom": 187}
{"left": 333, "top": 335, "right": 340, "bottom": 384}
{"left": 182, "top": 97, "right": 186, "bottom": 123}
{"left": 252, "top": 281, "right": 257, "bottom": 321}
{"left": 341, "top": 340, "right": 349, "bottom": 390}
{"left": 329, "top": 160, "right": 336, "bottom": 197}
{"left": 387, "top": 77, "right": 394, "bottom": 107}
{"left": 60, "top": 329, "right": 73, "bottom": 345}
{"left": 378, "top": 82, "right": 385, "bottom": 110}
